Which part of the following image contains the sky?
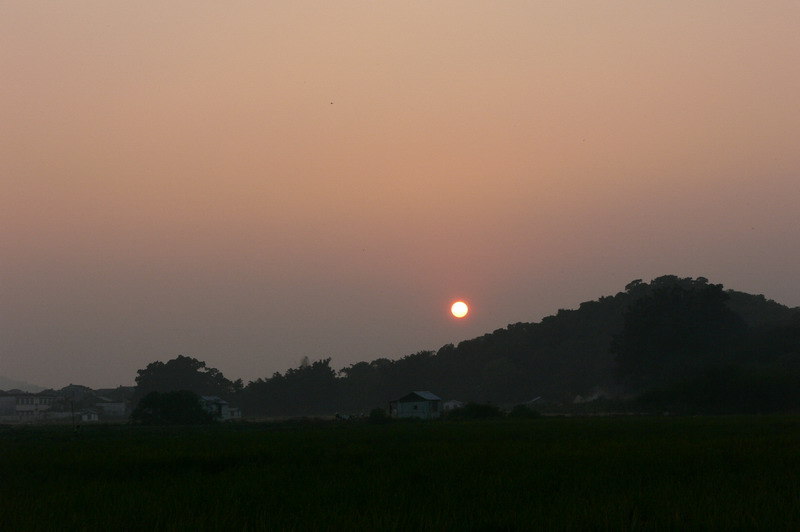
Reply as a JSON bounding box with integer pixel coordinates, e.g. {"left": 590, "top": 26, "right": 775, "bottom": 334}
{"left": 2, "top": 2, "right": 799, "bottom": 389}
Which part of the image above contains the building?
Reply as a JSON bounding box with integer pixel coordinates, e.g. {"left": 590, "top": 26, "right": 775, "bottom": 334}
{"left": 94, "top": 398, "right": 128, "bottom": 418}
{"left": 0, "top": 391, "right": 17, "bottom": 418}
{"left": 200, "top": 396, "right": 242, "bottom": 421}
{"left": 0, "top": 391, "right": 59, "bottom": 422}
{"left": 79, "top": 410, "right": 99, "bottom": 423}
{"left": 389, "top": 391, "right": 442, "bottom": 419}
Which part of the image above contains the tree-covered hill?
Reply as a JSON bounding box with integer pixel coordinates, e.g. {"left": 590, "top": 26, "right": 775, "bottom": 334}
{"left": 330, "top": 276, "right": 797, "bottom": 409}
{"left": 133, "top": 275, "right": 800, "bottom": 417}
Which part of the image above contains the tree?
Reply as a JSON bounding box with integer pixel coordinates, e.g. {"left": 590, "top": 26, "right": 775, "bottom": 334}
{"left": 280, "top": 357, "right": 338, "bottom": 415}
{"left": 611, "top": 280, "right": 747, "bottom": 391}
{"left": 129, "top": 390, "right": 213, "bottom": 425}
{"left": 133, "top": 355, "right": 240, "bottom": 404}
{"left": 241, "top": 358, "right": 339, "bottom": 417}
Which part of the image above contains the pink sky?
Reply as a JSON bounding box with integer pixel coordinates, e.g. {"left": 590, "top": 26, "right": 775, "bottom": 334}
{"left": 2, "top": 2, "right": 799, "bottom": 388}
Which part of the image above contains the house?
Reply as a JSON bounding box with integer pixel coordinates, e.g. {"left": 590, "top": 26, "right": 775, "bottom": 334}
{"left": 0, "top": 390, "right": 17, "bottom": 421}
{"left": 389, "top": 391, "right": 442, "bottom": 419}
{"left": 94, "top": 397, "right": 127, "bottom": 418}
{"left": 0, "top": 391, "right": 58, "bottom": 422}
{"left": 1, "top": 387, "right": 129, "bottom": 424}
{"left": 200, "top": 396, "right": 242, "bottom": 421}
{"left": 79, "top": 410, "right": 99, "bottom": 423}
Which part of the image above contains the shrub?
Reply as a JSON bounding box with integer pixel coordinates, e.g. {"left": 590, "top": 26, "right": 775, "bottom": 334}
{"left": 129, "top": 390, "right": 214, "bottom": 425}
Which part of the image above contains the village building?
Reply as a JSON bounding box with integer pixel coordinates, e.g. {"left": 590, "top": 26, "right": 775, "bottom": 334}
{"left": 0, "top": 391, "right": 59, "bottom": 422}
{"left": 389, "top": 391, "right": 442, "bottom": 419}
{"left": 94, "top": 397, "right": 128, "bottom": 418}
{"left": 0, "top": 391, "right": 16, "bottom": 419}
{"left": 200, "top": 396, "right": 242, "bottom": 421}
{"left": 79, "top": 410, "right": 99, "bottom": 423}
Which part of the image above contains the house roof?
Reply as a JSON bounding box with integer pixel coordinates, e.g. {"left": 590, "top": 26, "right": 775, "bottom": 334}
{"left": 201, "top": 396, "right": 228, "bottom": 405}
{"left": 393, "top": 391, "right": 441, "bottom": 402}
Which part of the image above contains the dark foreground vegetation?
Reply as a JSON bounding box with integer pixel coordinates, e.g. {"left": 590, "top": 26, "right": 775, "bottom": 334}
{"left": 2, "top": 416, "right": 800, "bottom": 531}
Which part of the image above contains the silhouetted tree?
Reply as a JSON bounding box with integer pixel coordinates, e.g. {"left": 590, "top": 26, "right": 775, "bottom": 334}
{"left": 283, "top": 357, "right": 337, "bottom": 414}
{"left": 611, "top": 280, "right": 747, "bottom": 390}
{"left": 241, "top": 358, "right": 338, "bottom": 417}
{"left": 129, "top": 390, "right": 213, "bottom": 425}
{"left": 134, "top": 355, "right": 241, "bottom": 404}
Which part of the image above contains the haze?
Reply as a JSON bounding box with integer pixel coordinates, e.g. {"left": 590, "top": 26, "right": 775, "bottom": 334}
{"left": 2, "top": 2, "right": 799, "bottom": 389}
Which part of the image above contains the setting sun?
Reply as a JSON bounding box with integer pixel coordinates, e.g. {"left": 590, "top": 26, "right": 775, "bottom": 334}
{"left": 450, "top": 301, "right": 469, "bottom": 319}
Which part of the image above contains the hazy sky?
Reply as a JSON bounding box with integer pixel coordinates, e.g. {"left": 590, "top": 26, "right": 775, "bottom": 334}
{"left": 2, "top": 2, "right": 799, "bottom": 389}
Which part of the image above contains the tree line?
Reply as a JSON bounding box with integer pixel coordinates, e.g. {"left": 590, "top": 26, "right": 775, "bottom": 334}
{"left": 131, "top": 275, "right": 800, "bottom": 419}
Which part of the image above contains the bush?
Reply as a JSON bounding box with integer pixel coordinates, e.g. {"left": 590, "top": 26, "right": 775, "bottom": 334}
{"left": 130, "top": 390, "right": 214, "bottom": 425}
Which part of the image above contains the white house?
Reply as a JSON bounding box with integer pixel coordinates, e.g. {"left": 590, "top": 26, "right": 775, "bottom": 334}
{"left": 200, "top": 396, "right": 242, "bottom": 421}
{"left": 79, "top": 410, "right": 99, "bottom": 423}
{"left": 389, "top": 391, "right": 442, "bottom": 419}
{"left": 0, "top": 392, "right": 58, "bottom": 422}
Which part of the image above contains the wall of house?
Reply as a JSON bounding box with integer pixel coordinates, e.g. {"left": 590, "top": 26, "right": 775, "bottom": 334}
{"left": 79, "top": 411, "right": 98, "bottom": 422}
{"left": 395, "top": 400, "right": 441, "bottom": 419}
{"left": 13, "top": 395, "right": 55, "bottom": 420}
{"left": 0, "top": 397, "right": 16, "bottom": 416}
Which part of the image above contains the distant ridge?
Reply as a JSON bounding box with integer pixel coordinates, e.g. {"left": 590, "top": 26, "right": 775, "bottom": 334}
{"left": 0, "top": 376, "right": 44, "bottom": 393}
{"left": 236, "top": 275, "right": 800, "bottom": 417}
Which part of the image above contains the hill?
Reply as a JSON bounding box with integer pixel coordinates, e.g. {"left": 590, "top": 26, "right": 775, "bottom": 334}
{"left": 340, "top": 276, "right": 796, "bottom": 405}
{"left": 237, "top": 275, "right": 799, "bottom": 415}
{"left": 0, "top": 376, "right": 44, "bottom": 393}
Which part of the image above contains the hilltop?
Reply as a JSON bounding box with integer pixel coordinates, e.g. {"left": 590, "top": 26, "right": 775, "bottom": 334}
{"left": 238, "top": 275, "right": 800, "bottom": 415}
{"left": 0, "top": 376, "right": 44, "bottom": 393}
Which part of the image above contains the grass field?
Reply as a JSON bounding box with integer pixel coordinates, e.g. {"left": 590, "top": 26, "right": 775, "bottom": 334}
{"left": 1, "top": 416, "right": 799, "bottom": 531}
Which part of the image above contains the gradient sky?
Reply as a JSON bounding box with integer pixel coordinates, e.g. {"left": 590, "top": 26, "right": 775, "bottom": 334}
{"left": 2, "top": 2, "right": 799, "bottom": 389}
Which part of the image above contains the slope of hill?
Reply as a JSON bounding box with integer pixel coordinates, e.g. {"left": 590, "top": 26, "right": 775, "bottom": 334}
{"left": 332, "top": 275, "right": 798, "bottom": 408}
{"left": 149, "top": 275, "right": 800, "bottom": 417}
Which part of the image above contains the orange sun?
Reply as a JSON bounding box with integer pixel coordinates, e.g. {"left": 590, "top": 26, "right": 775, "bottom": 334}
{"left": 450, "top": 301, "right": 469, "bottom": 318}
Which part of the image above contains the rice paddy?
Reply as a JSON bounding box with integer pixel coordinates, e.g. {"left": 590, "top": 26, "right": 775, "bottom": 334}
{"left": 1, "top": 416, "right": 799, "bottom": 531}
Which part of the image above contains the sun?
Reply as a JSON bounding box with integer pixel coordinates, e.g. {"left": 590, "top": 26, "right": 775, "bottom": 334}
{"left": 450, "top": 301, "right": 469, "bottom": 319}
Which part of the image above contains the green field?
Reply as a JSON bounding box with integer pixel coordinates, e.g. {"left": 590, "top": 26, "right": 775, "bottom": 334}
{"left": 2, "top": 416, "right": 799, "bottom": 531}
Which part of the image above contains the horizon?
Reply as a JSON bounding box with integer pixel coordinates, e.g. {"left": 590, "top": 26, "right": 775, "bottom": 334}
{"left": 3, "top": 2, "right": 799, "bottom": 389}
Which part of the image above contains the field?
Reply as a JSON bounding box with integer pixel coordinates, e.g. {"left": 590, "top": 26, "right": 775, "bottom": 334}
{"left": 2, "top": 416, "right": 799, "bottom": 531}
